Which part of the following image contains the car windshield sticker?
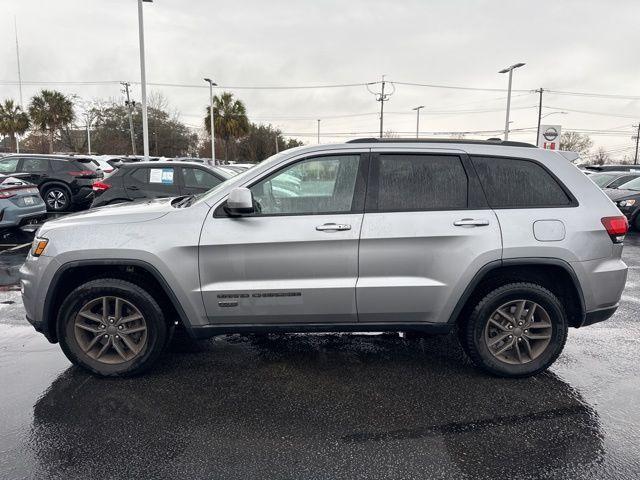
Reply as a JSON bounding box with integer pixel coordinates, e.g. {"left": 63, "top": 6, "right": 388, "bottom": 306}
{"left": 149, "top": 168, "right": 174, "bottom": 184}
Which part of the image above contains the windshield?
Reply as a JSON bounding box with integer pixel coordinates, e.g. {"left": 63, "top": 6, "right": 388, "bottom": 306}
{"left": 590, "top": 173, "right": 617, "bottom": 187}
{"left": 617, "top": 177, "right": 640, "bottom": 191}
{"left": 193, "top": 151, "right": 291, "bottom": 205}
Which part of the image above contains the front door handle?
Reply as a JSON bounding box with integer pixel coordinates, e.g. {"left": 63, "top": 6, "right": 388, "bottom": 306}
{"left": 453, "top": 218, "right": 490, "bottom": 227}
{"left": 316, "top": 223, "right": 351, "bottom": 232}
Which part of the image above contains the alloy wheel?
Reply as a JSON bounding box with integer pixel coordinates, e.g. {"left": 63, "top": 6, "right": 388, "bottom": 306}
{"left": 483, "top": 299, "right": 552, "bottom": 365}
{"left": 74, "top": 296, "right": 148, "bottom": 364}
{"left": 46, "top": 189, "right": 68, "bottom": 210}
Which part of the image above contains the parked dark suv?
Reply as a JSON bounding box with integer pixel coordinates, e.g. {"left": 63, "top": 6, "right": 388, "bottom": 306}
{"left": 91, "top": 161, "right": 232, "bottom": 207}
{"left": 0, "top": 154, "right": 102, "bottom": 212}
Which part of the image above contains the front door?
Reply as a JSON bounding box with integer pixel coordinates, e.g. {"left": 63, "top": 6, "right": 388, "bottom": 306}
{"left": 198, "top": 152, "right": 368, "bottom": 324}
{"left": 357, "top": 151, "right": 502, "bottom": 324}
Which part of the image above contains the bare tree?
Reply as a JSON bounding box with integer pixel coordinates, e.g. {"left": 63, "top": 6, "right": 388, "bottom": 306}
{"left": 560, "top": 131, "right": 593, "bottom": 156}
{"left": 591, "top": 147, "right": 610, "bottom": 166}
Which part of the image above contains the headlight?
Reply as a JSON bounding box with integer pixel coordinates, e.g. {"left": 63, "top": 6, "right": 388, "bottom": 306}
{"left": 31, "top": 237, "right": 49, "bottom": 257}
{"left": 618, "top": 199, "right": 636, "bottom": 207}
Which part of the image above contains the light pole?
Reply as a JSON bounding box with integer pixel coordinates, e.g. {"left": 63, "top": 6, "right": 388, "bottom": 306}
{"left": 138, "top": 0, "right": 152, "bottom": 160}
{"left": 86, "top": 117, "right": 93, "bottom": 154}
{"left": 317, "top": 119, "right": 321, "bottom": 144}
{"left": 204, "top": 78, "right": 217, "bottom": 165}
{"left": 499, "top": 62, "right": 525, "bottom": 141}
{"left": 541, "top": 111, "right": 568, "bottom": 119}
{"left": 412, "top": 105, "right": 424, "bottom": 138}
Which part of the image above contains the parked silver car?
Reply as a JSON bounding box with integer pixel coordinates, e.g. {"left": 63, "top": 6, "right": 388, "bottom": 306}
{"left": 0, "top": 174, "right": 46, "bottom": 229}
{"left": 20, "top": 139, "right": 628, "bottom": 377}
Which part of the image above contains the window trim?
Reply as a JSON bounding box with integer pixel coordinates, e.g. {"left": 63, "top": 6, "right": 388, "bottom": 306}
{"left": 365, "top": 152, "right": 477, "bottom": 213}
{"left": 214, "top": 152, "right": 369, "bottom": 218}
{"left": 469, "top": 154, "right": 579, "bottom": 209}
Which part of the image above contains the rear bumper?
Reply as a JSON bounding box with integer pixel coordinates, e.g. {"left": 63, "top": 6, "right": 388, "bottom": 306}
{"left": 580, "top": 305, "right": 618, "bottom": 327}
{"left": 0, "top": 203, "right": 47, "bottom": 228}
{"left": 70, "top": 186, "right": 94, "bottom": 205}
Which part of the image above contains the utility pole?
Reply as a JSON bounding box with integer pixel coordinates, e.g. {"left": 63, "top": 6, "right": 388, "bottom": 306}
{"left": 634, "top": 124, "right": 640, "bottom": 165}
{"left": 412, "top": 106, "right": 424, "bottom": 138}
{"left": 368, "top": 76, "right": 394, "bottom": 138}
{"left": 317, "top": 119, "right": 321, "bottom": 144}
{"left": 536, "top": 88, "right": 544, "bottom": 146}
{"left": 14, "top": 16, "right": 23, "bottom": 153}
{"left": 122, "top": 82, "right": 137, "bottom": 155}
{"left": 275, "top": 133, "right": 279, "bottom": 154}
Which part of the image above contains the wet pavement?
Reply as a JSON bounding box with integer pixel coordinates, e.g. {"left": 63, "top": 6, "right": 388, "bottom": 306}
{"left": 1, "top": 226, "right": 639, "bottom": 479}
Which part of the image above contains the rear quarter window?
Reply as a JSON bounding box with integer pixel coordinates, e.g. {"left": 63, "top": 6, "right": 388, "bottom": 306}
{"left": 471, "top": 156, "right": 572, "bottom": 208}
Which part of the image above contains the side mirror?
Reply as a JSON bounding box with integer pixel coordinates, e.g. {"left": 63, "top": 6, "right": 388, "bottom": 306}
{"left": 225, "top": 187, "right": 254, "bottom": 215}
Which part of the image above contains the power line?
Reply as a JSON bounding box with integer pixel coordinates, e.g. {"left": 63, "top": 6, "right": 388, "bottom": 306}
{"left": 545, "top": 106, "right": 640, "bottom": 119}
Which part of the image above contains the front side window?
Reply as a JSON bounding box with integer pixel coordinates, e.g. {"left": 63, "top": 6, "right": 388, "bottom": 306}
{"left": 370, "top": 154, "right": 468, "bottom": 211}
{"left": 182, "top": 167, "right": 222, "bottom": 189}
{"left": 609, "top": 175, "right": 638, "bottom": 189}
{"left": 0, "top": 158, "right": 19, "bottom": 174}
{"left": 249, "top": 155, "right": 360, "bottom": 215}
{"left": 472, "top": 156, "right": 572, "bottom": 208}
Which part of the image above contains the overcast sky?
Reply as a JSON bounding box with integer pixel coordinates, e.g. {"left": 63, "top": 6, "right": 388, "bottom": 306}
{"left": 1, "top": 0, "right": 639, "bottom": 158}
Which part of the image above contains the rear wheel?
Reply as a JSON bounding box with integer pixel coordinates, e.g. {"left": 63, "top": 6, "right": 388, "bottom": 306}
{"left": 43, "top": 185, "right": 71, "bottom": 211}
{"left": 57, "top": 278, "right": 168, "bottom": 377}
{"left": 460, "top": 282, "right": 568, "bottom": 377}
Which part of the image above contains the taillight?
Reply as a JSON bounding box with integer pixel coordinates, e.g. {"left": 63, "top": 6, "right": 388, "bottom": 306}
{"left": 92, "top": 181, "right": 111, "bottom": 192}
{"left": 69, "top": 170, "right": 96, "bottom": 178}
{"left": 601, "top": 216, "right": 628, "bottom": 244}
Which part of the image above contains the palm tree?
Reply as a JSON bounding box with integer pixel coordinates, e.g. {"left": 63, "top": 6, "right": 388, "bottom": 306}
{"left": 204, "top": 92, "right": 249, "bottom": 162}
{"left": 28, "top": 89, "right": 75, "bottom": 153}
{"left": 0, "top": 99, "right": 30, "bottom": 152}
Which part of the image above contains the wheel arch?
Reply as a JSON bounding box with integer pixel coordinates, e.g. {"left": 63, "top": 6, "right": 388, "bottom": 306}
{"left": 42, "top": 259, "right": 193, "bottom": 343}
{"left": 449, "top": 258, "right": 586, "bottom": 328}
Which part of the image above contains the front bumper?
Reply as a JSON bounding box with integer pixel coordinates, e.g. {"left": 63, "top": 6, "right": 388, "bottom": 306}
{"left": 19, "top": 253, "right": 59, "bottom": 343}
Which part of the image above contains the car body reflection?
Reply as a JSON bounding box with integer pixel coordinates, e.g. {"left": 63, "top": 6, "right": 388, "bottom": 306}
{"left": 30, "top": 332, "right": 603, "bottom": 478}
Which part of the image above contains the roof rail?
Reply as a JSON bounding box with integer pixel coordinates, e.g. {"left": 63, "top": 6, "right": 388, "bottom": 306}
{"left": 345, "top": 138, "right": 536, "bottom": 148}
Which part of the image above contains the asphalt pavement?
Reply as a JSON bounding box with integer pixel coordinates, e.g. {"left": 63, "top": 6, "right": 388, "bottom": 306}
{"left": 1, "top": 226, "right": 639, "bottom": 479}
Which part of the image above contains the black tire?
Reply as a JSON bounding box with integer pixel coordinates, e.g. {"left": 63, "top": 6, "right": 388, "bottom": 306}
{"left": 42, "top": 185, "right": 71, "bottom": 212}
{"left": 459, "top": 282, "right": 568, "bottom": 378}
{"left": 56, "top": 278, "right": 168, "bottom": 377}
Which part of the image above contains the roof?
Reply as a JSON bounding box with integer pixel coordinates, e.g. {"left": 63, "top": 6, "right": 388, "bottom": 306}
{"left": 345, "top": 138, "right": 536, "bottom": 148}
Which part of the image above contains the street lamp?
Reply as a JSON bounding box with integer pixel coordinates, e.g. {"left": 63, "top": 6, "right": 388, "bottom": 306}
{"left": 204, "top": 78, "right": 217, "bottom": 165}
{"left": 138, "top": 0, "right": 153, "bottom": 160}
{"left": 499, "top": 62, "right": 525, "bottom": 141}
{"left": 412, "top": 105, "right": 424, "bottom": 138}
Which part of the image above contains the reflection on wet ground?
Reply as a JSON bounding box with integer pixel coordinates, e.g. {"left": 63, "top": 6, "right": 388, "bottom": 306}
{"left": 0, "top": 227, "right": 639, "bottom": 479}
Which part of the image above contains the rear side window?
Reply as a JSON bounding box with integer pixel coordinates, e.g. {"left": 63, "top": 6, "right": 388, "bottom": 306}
{"left": 22, "top": 158, "right": 49, "bottom": 172}
{"left": 129, "top": 168, "right": 149, "bottom": 184}
{"left": 370, "top": 154, "right": 468, "bottom": 211}
{"left": 471, "top": 156, "right": 572, "bottom": 208}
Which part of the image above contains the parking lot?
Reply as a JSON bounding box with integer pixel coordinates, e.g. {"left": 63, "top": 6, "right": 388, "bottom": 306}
{"left": 0, "top": 220, "right": 637, "bottom": 480}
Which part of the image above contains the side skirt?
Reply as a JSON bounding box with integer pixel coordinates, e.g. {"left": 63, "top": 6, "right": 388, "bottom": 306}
{"left": 189, "top": 322, "right": 453, "bottom": 339}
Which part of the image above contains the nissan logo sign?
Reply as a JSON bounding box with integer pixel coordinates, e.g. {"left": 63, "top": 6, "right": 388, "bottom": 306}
{"left": 543, "top": 127, "right": 559, "bottom": 141}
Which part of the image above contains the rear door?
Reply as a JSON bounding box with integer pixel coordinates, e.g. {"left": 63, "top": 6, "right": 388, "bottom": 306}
{"left": 357, "top": 149, "right": 502, "bottom": 324}
{"left": 16, "top": 157, "right": 50, "bottom": 186}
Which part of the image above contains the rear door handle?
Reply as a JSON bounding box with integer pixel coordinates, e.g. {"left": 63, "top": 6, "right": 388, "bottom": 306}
{"left": 316, "top": 223, "right": 351, "bottom": 232}
{"left": 127, "top": 185, "right": 139, "bottom": 191}
{"left": 453, "top": 218, "right": 490, "bottom": 227}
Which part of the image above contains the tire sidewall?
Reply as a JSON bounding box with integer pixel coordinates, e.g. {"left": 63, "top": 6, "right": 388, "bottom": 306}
{"left": 57, "top": 280, "right": 167, "bottom": 376}
{"left": 471, "top": 285, "right": 568, "bottom": 377}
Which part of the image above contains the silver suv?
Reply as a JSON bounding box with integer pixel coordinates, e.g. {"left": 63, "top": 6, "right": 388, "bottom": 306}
{"left": 20, "top": 139, "right": 629, "bottom": 377}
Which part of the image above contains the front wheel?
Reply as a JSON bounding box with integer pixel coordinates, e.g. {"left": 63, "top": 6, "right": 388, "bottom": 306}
{"left": 460, "top": 282, "right": 568, "bottom": 378}
{"left": 57, "top": 278, "right": 168, "bottom": 377}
